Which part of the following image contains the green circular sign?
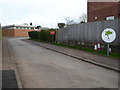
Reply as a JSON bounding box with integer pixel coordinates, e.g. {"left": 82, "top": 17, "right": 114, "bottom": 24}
{"left": 101, "top": 28, "right": 116, "bottom": 43}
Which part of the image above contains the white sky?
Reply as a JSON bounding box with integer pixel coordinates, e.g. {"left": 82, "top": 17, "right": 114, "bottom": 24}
{"left": 0, "top": 0, "right": 87, "bottom": 28}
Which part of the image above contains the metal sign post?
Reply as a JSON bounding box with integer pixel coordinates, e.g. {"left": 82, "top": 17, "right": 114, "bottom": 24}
{"left": 101, "top": 28, "right": 116, "bottom": 56}
{"left": 107, "top": 43, "right": 110, "bottom": 56}
{"left": 52, "top": 35, "right": 54, "bottom": 42}
{"left": 50, "top": 31, "right": 55, "bottom": 42}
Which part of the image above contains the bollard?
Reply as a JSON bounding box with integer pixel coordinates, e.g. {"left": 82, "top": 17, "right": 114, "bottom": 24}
{"left": 109, "top": 48, "right": 112, "bottom": 53}
{"left": 97, "top": 42, "right": 101, "bottom": 52}
{"left": 94, "top": 43, "right": 98, "bottom": 51}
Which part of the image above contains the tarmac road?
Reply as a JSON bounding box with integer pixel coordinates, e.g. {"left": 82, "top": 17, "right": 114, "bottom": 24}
{"left": 8, "top": 38, "right": 118, "bottom": 88}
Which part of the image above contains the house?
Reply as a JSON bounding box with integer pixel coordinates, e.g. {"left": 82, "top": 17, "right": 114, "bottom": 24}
{"left": 2, "top": 24, "right": 41, "bottom": 37}
{"left": 87, "top": 1, "right": 120, "bottom": 22}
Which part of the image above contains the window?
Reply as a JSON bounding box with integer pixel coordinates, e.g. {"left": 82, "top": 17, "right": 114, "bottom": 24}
{"left": 106, "top": 16, "right": 115, "bottom": 20}
{"left": 14, "top": 27, "right": 16, "bottom": 29}
{"left": 25, "top": 27, "right": 27, "bottom": 29}
{"left": 16, "top": 27, "right": 20, "bottom": 29}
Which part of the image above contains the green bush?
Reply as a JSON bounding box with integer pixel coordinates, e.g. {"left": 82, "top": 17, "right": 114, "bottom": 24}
{"left": 28, "top": 31, "right": 39, "bottom": 39}
{"left": 37, "top": 30, "right": 51, "bottom": 41}
{"left": 29, "top": 29, "right": 56, "bottom": 42}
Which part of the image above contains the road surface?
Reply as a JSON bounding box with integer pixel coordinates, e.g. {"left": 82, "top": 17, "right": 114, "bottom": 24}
{"left": 8, "top": 38, "right": 118, "bottom": 88}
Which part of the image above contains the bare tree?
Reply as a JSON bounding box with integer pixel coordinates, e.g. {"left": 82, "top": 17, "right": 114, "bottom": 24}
{"left": 79, "top": 13, "right": 87, "bottom": 23}
{"left": 64, "top": 13, "right": 87, "bottom": 26}
{"left": 64, "top": 17, "right": 76, "bottom": 26}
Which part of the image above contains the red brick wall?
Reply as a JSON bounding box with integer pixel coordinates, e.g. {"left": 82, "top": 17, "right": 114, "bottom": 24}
{"left": 2, "top": 29, "right": 14, "bottom": 37}
{"left": 14, "top": 29, "right": 35, "bottom": 37}
{"left": 88, "top": 2, "right": 120, "bottom": 22}
{"left": 2, "top": 29, "right": 41, "bottom": 37}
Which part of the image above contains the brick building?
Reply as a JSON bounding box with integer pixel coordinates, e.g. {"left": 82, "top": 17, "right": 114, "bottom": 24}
{"left": 2, "top": 24, "right": 41, "bottom": 37}
{"left": 87, "top": 1, "right": 120, "bottom": 22}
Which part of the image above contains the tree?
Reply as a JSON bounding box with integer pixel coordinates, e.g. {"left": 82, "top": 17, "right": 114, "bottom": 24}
{"left": 63, "top": 13, "right": 87, "bottom": 26}
{"left": 58, "top": 23, "right": 65, "bottom": 28}
{"left": 79, "top": 13, "right": 87, "bottom": 23}
{"left": 35, "top": 26, "right": 41, "bottom": 29}
{"left": 64, "top": 17, "right": 76, "bottom": 26}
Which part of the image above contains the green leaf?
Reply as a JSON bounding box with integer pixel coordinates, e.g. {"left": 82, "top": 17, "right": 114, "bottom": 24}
{"left": 105, "top": 31, "right": 112, "bottom": 35}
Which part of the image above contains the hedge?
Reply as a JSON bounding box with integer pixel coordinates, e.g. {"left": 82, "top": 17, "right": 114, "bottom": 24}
{"left": 28, "top": 29, "right": 56, "bottom": 42}
{"left": 28, "top": 31, "right": 39, "bottom": 39}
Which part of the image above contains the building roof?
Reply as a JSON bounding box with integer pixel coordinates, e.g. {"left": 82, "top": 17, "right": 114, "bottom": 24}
{"left": 2, "top": 24, "right": 36, "bottom": 29}
{"left": 40, "top": 27, "right": 49, "bottom": 30}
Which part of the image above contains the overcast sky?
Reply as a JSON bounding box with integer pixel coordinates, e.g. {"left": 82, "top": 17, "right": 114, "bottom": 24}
{"left": 0, "top": 0, "right": 87, "bottom": 28}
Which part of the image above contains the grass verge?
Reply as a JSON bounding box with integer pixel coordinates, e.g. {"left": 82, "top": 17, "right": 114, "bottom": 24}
{"left": 29, "top": 39, "right": 120, "bottom": 59}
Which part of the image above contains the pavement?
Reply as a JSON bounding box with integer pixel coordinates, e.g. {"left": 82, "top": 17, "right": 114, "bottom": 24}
{"left": 7, "top": 38, "right": 118, "bottom": 88}
{"left": 23, "top": 39, "right": 119, "bottom": 72}
{"left": 2, "top": 38, "right": 22, "bottom": 88}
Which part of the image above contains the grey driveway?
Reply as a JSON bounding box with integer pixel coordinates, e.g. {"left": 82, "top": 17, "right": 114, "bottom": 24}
{"left": 8, "top": 38, "right": 118, "bottom": 88}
